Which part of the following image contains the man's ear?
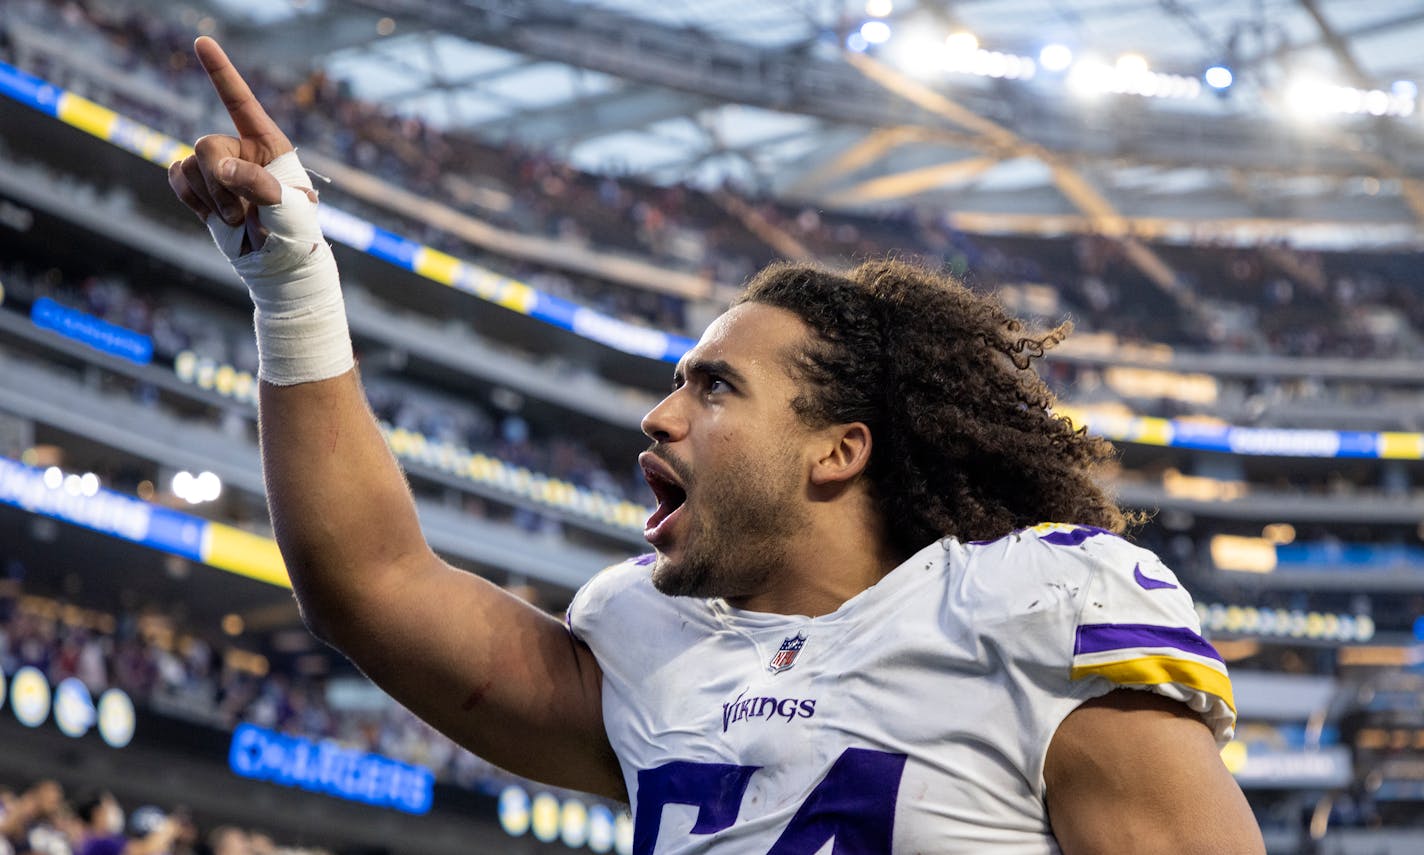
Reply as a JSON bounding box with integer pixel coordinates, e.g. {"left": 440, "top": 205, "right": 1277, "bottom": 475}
{"left": 809, "top": 422, "right": 872, "bottom": 487}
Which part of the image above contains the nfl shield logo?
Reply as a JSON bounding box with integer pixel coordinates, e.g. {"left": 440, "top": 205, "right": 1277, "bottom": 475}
{"left": 768, "top": 633, "right": 807, "bottom": 674}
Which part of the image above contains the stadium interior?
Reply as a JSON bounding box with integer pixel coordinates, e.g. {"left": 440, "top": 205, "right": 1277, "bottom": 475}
{"left": 2, "top": 0, "right": 1424, "bottom": 852}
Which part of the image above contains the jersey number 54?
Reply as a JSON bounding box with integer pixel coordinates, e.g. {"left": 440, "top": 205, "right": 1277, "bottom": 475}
{"left": 634, "top": 747, "right": 908, "bottom": 854}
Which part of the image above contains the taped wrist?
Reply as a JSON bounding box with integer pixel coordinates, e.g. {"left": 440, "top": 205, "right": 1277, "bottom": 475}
{"left": 206, "top": 151, "right": 354, "bottom": 386}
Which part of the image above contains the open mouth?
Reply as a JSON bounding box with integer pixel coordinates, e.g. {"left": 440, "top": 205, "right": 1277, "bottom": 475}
{"left": 640, "top": 454, "right": 688, "bottom": 544}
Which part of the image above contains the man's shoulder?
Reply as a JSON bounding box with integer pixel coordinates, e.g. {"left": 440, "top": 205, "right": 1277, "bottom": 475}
{"left": 962, "top": 522, "right": 1159, "bottom": 582}
{"left": 958, "top": 521, "right": 1143, "bottom": 577}
{"left": 567, "top": 554, "right": 695, "bottom": 644}
{"left": 965, "top": 522, "right": 1138, "bottom": 554}
{"left": 947, "top": 523, "right": 1164, "bottom": 627}
{"left": 567, "top": 556, "right": 723, "bottom": 684}
{"left": 574, "top": 553, "right": 659, "bottom": 608}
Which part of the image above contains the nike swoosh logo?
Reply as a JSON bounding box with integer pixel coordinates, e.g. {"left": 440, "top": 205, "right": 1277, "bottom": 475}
{"left": 1133, "top": 563, "right": 1178, "bottom": 591}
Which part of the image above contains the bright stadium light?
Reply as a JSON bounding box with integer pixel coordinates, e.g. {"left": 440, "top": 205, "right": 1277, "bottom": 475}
{"left": 196, "top": 471, "right": 223, "bottom": 502}
{"left": 1167, "top": 75, "right": 1202, "bottom": 99}
{"left": 1364, "top": 89, "right": 1390, "bottom": 116}
{"left": 934, "top": 32, "right": 1036, "bottom": 82}
{"left": 1067, "top": 57, "right": 1113, "bottom": 97}
{"left": 1067, "top": 54, "right": 1200, "bottom": 101}
{"left": 80, "top": 472, "right": 100, "bottom": 497}
{"left": 173, "top": 470, "right": 222, "bottom": 504}
{"left": 984, "top": 51, "right": 1011, "bottom": 78}
{"left": 1283, "top": 75, "right": 1415, "bottom": 119}
{"left": 1284, "top": 76, "right": 1326, "bottom": 119}
{"left": 945, "top": 31, "right": 979, "bottom": 56}
{"left": 1205, "top": 65, "right": 1233, "bottom": 90}
{"left": 886, "top": 28, "right": 945, "bottom": 77}
{"left": 43, "top": 466, "right": 62, "bottom": 490}
{"left": 1393, "top": 80, "right": 1419, "bottom": 116}
{"left": 1116, "top": 53, "right": 1149, "bottom": 75}
{"left": 860, "top": 20, "right": 892, "bottom": 45}
{"left": 1039, "top": 43, "right": 1073, "bottom": 73}
{"left": 846, "top": 31, "right": 869, "bottom": 52}
{"left": 865, "top": 0, "right": 893, "bottom": 18}
{"left": 1262, "top": 523, "right": 1296, "bottom": 544}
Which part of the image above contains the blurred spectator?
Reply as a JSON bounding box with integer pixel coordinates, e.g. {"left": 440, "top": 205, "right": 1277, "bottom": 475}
{"left": 73, "top": 791, "right": 180, "bottom": 855}
{"left": 202, "top": 828, "right": 247, "bottom": 855}
{"left": 0, "top": 780, "right": 321, "bottom": 855}
{"left": 0, "top": 575, "right": 607, "bottom": 806}
{"left": 0, "top": 780, "right": 68, "bottom": 855}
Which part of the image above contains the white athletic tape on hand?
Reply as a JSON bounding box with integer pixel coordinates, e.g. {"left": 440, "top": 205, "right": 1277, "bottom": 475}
{"left": 205, "top": 151, "right": 354, "bottom": 386}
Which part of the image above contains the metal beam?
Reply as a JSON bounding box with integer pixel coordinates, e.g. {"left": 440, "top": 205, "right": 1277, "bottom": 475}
{"left": 221, "top": 6, "right": 424, "bottom": 75}
{"left": 648, "top": 125, "right": 824, "bottom": 176}
{"left": 1295, "top": 0, "right": 1375, "bottom": 88}
{"left": 474, "top": 87, "right": 715, "bottom": 146}
{"left": 1339, "top": 147, "right": 1424, "bottom": 227}
{"left": 374, "top": 56, "right": 541, "bottom": 105}
{"left": 1237, "top": 6, "right": 1424, "bottom": 72}
{"left": 1290, "top": 0, "right": 1424, "bottom": 229}
{"left": 842, "top": 50, "right": 1187, "bottom": 300}
{"left": 340, "top": 0, "right": 1424, "bottom": 187}
{"left": 1155, "top": 0, "right": 1229, "bottom": 59}
{"left": 781, "top": 128, "right": 912, "bottom": 196}
{"left": 141, "top": 0, "right": 1424, "bottom": 240}
{"left": 943, "top": 210, "right": 1419, "bottom": 248}
{"left": 356, "top": 38, "right": 535, "bottom": 112}
{"left": 822, "top": 155, "right": 1000, "bottom": 206}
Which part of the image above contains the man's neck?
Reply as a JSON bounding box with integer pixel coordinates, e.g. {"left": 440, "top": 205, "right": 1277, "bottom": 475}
{"left": 727, "top": 517, "right": 902, "bottom": 618}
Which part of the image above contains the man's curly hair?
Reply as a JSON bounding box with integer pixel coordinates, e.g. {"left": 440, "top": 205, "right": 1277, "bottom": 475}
{"left": 736, "top": 258, "right": 1128, "bottom": 556}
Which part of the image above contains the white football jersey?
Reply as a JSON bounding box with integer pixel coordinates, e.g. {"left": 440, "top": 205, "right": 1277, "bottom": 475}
{"left": 567, "top": 524, "right": 1236, "bottom": 855}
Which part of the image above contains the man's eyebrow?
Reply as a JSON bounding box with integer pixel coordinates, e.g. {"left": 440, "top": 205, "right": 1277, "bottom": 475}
{"left": 676, "top": 358, "right": 748, "bottom": 387}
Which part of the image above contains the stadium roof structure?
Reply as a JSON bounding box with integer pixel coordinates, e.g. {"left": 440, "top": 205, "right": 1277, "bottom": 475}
{"left": 141, "top": 0, "right": 1424, "bottom": 246}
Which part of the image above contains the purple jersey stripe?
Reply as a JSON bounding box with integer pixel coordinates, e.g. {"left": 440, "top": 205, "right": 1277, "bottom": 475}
{"left": 1074, "top": 623, "right": 1223, "bottom": 663}
{"left": 1039, "top": 525, "right": 1116, "bottom": 547}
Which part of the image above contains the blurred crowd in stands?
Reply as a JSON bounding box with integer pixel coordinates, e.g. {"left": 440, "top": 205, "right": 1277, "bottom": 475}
{"left": 0, "top": 261, "right": 256, "bottom": 373}
{"left": 4, "top": 4, "right": 1424, "bottom": 518}
{"left": 7, "top": 248, "right": 1424, "bottom": 549}
{"left": 0, "top": 258, "right": 651, "bottom": 510}
{"left": 0, "top": 779, "right": 327, "bottom": 855}
{"left": 365, "top": 383, "right": 641, "bottom": 505}
{"left": 4, "top": 0, "right": 1424, "bottom": 360}
{"left": 0, "top": 572, "right": 585, "bottom": 813}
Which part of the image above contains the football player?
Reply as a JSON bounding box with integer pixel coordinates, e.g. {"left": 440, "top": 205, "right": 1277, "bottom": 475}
{"left": 168, "top": 36, "right": 1264, "bottom": 853}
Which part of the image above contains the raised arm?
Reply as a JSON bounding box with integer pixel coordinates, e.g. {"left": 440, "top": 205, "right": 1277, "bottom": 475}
{"left": 167, "top": 37, "right": 622, "bottom": 798}
{"left": 1045, "top": 690, "right": 1265, "bottom": 854}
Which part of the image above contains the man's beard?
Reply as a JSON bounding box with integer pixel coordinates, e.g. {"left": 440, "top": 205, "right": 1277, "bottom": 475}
{"left": 649, "top": 447, "right": 807, "bottom": 600}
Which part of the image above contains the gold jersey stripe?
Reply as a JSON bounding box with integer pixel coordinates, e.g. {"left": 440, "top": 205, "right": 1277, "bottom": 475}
{"left": 1071, "top": 654, "right": 1236, "bottom": 714}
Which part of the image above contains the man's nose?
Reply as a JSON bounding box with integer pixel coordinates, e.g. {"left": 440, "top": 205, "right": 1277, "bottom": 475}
{"left": 641, "top": 394, "right": 688, "bottom": 443}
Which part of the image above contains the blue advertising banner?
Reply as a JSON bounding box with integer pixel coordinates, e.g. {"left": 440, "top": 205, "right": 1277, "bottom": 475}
{"left": 228, "top": 723, "right": 434, "bottom": 815}
{"left": 31, "top": 298, "right": 153, "bottom": 365}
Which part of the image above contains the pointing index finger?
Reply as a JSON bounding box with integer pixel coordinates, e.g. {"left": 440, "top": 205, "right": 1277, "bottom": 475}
{"left": 194, "top": 36, "right": 289, "bottom": 147}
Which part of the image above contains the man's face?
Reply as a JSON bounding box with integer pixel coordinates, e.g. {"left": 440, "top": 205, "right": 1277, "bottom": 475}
{"left": 639, "top": 302, "right": 814, "bottom": 600}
